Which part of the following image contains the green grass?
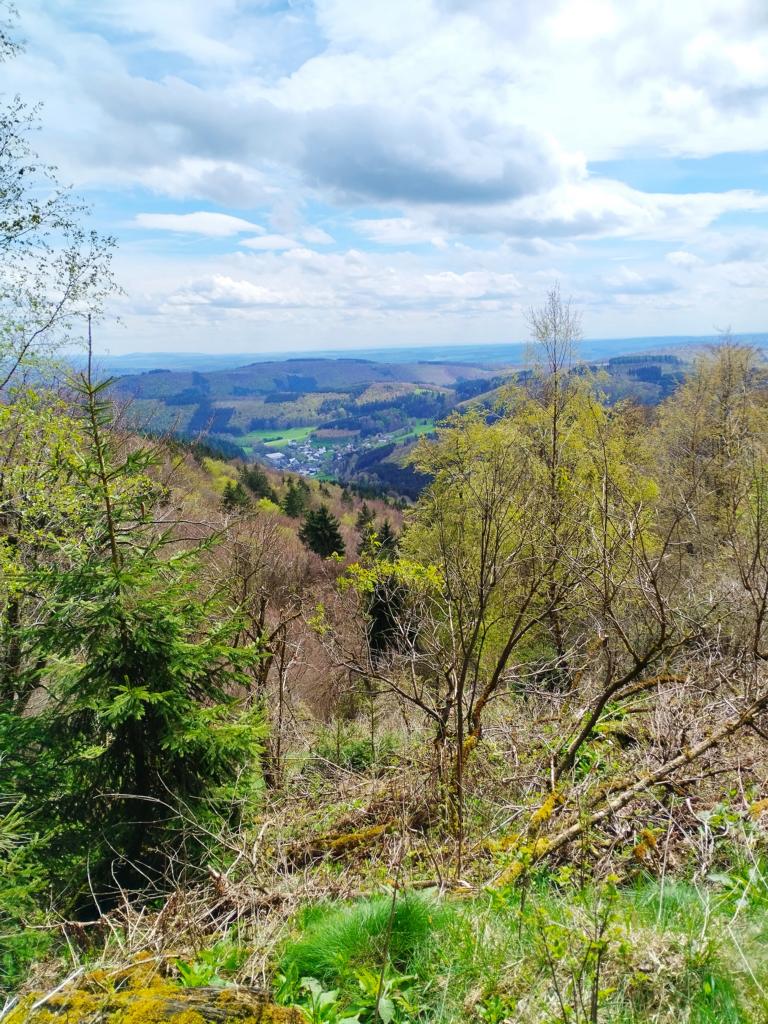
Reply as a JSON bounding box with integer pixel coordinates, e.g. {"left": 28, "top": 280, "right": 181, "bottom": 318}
{"left": 280, "top": 892, "right": 448, "bottom": 986}
{"left": 391, "top": 419, "right": 436, "bottom": 444}
{"left": 240, "top": 426, "right": 316, "bottom": 450}
{"left": 276, "top": 872, "right": 768, "bottom": 1024}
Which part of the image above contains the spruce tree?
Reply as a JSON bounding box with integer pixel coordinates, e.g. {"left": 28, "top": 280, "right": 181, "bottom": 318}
{"left": 377, "top": 518, "right": 398, "bottom": 559}
{"left": 357, "top": 520, "right": 379, "bottom": 558}
{"left": 299, "top": 504, "right": 345, "bottom": 558}
{"left": 355, "top": 501, "right": 375, "bottom": 533}
{"left": 240, "top": 463, "right": 277, "bottom": 502}
{"left": 222, "top": 479, "right": 251, "bottom": 512}
{"left": 3, "top": 350, "right": 266, "bottom": 890}
{"left": 281, "top": 481, "right": 307, "bottom": 518}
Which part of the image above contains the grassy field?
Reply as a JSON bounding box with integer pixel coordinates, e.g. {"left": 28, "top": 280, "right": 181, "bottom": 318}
{"left": 393, "top": 418, "right": 437, "bottom": 443}
{"left": 240, "top": 426, "right": 316, "bottom": 450}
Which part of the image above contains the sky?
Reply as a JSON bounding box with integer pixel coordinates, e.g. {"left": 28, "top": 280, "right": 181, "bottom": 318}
{"left": 8, "top": 0, "right": 768, "bottom": 354}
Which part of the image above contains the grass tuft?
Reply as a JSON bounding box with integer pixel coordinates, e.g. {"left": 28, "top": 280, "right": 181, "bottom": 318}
{"left": 279, "top": 891, "right": 450, "bottom": 985}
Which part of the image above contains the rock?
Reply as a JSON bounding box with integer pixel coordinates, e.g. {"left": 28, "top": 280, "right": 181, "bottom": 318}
{"left": 7, "top": 970, "right": 305, "bottom": 1024}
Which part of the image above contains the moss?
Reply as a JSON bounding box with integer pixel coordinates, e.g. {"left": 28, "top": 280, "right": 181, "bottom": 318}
{"left": 167, "top": 1013, "right": 205, "bottom": 1024}
{"left": 529, "top": 791, "right": 561, "bottom": 827}
{"left": 118, "top": 990, "right": 180, "bottom": 1024}
{"left": 325, "top": 823, "right": 391, "bottom": 853}
{"left": 492, "top": 838, "right": 552, "bottom": 889}
{"left": 288, "top": 822, "right": 393, "bottom": 867}
{"left": 462, "top": 735, "right": 478, "bottom": 757}
{"left": 10, "top": 969, "right": 305, "bottom": 1024}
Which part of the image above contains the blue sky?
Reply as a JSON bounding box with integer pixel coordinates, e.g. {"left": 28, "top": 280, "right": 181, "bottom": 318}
{"left": 10, "top": 0, "right": 768, "bottom": 353}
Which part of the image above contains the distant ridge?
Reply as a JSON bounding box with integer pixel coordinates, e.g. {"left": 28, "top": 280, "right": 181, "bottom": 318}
{"left": 81, "top": 332, "right": 768, "bottom": 375}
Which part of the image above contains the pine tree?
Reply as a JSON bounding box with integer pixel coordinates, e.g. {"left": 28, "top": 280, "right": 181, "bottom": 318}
{"left": 299, "top": 504, "right": 345, "bottom": 558}
{"left": 377, "top": 519, "right": 398, "bottom": 559}
{"left": 357, "top": 520, "right": 379, "bottom": 558}
{"left": 357, "top": 517, "right": 398, "bottom": 560}
{"left": 2, "top": 348, "right": 266, "bottom": 889}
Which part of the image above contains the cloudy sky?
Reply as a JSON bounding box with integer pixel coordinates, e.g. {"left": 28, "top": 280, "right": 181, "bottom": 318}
{"left": 10, "top": 0, "right": 768, "bottom": 353}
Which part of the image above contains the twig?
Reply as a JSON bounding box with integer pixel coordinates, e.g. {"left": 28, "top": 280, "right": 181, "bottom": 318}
{"left": 28, "top": 967, "right": 85, "bottom": 1013}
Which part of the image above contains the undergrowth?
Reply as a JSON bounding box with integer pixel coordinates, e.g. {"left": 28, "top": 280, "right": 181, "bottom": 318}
{"left": 273, "top": 867, "right": 768, "bottom": 1024}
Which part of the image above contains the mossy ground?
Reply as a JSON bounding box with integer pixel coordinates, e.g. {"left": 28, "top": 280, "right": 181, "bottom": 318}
{"left": 7, "top": 959, "right": 304, "bottom": 1024}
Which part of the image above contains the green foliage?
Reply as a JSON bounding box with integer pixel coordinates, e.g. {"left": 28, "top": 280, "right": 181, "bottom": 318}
{"left": 282, "top": 971, "right": 419, "bottom": 1024}
{"left": 276, "top": 880, "right": 768, "bottom": 1023}
{"left": 240, "top": 464, "right": 278, "bottom": 502}
{"left": 300, "top": 505, "right": 345, "bottom": 558}
{"left": 356, "top": 521, "right": 378, "bottom": 559}
{"left": 355, "top": 503, "right": 375, "bottom": 534}
{"left": 356, "top": 516, "right": 398, "bottom": 561}
{"left": 175, "top": 938, "right": 246, "bottom": 988}
{"left": 0, "top": 829, "right": 53, "bottom": 997}
{"left": 376, "top": 520, "right": 397, "bottom": 559}
{"left": 419, "top": 876, "right": 768, "bottom": 1024}
{"left": 1, "top": 373, "right": 267, "bottom": 910}
{"left": 313, "top": 721, "right": 400, "bottom": 775}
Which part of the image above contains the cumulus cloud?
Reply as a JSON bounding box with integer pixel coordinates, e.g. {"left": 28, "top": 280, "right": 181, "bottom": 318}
{"left": 604, "top": 266, "right": 679, "bottom": 295}
{"left": 299, "top": 106, "right": 566, "bottom": 204}
{"left": 161, "top": 250, "right": 522, "bottom": 320}
{"left": 436, "top": 180, "right": 768, "bottom": 240}
{"left": 14, "top": 0, "right": 768, "bottom": 347}
{"left": 20, "top": 0, "right": 768, "bottom": 208}
{"left": 666, "top": 250, "right": 703, "bottom": 268}
{"left": 168, "top": 274, "right": 310, "bottom": 309}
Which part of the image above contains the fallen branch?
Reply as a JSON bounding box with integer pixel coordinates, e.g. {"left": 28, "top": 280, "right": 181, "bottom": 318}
{"left": 540, "top": 687, "right": 768, "bottom": 863}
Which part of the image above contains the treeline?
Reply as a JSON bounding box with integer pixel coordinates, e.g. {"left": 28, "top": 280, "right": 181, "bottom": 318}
{"left": 324, "top": 390, "right": 448, "bottom": 436}
{"left": 607, "top": 353, "right": 682, "bottom": 366}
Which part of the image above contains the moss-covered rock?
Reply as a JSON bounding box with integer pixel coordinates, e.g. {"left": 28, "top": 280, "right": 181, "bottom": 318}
{"left": 8, "top": 972, "right": 304, "bottom": 1024}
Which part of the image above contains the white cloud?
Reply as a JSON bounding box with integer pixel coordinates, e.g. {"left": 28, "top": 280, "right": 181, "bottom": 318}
{"left": 168, "top": 274, "right": 311, "bottom": 309}
{"left": 134, "top": 212, "right": 265, "bottom": 236}
{"left": 666, "top": 250, "right": 703, "bottom": 268}
{"left": 437, "top": 180, "right": 768, "bottom": 241}
{"left": 13, "top": 0, "right": 768, "bottom": 348}
{"left": 354, "top": 217, "right": 446, "bottom": 246}
{"left": 301, "top": 226, "right": 334, "bottom": 244}
{"left": 240, "top": 234, "right": 301, "bottom": 250}
{"left": 604, "top": 266, "right": 678, "bottom": 295}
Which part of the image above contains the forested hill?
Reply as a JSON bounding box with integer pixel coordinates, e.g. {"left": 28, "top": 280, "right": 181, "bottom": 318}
{"left": 110, "top": 351, "right": 691, "bottom": 496}
{"left": 115, "top": 356, "right": 497, "bottom": 394}
{"left": 108, "top": 357, "right": 502, "bottom": 493}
